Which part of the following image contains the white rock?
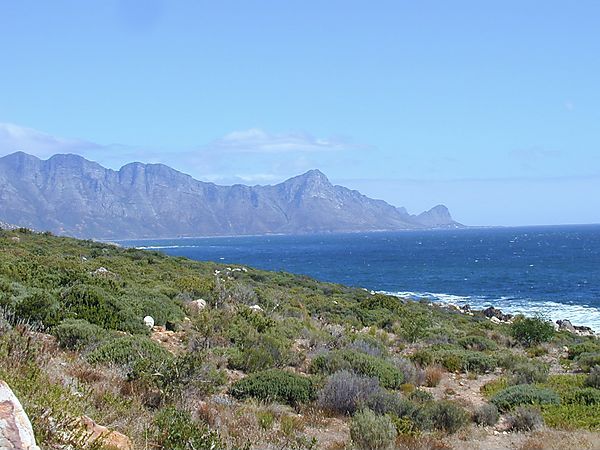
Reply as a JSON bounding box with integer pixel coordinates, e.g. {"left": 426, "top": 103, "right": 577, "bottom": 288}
{"left": 194, "top": 299, "right": 207, "bottom": 309}
{"left": 143, "top": 316, "right": 155, "bottom": 328}
{"left": 249, "top": 305, "right": 263, "bottom": 312}
{"left": 490, "top": 316, "right": 501, "bottom": 324}
{"left": 0, "top": 380, "right": 41, "bottom": 450}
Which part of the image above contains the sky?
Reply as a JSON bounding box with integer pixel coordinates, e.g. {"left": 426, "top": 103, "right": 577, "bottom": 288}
{"left": 1, "top": 1, "right": 599, "bottom": 226}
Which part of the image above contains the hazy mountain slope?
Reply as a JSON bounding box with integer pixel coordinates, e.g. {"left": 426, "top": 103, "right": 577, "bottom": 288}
{"left": 0, "top": 152, "right": 461, "bottom": 238}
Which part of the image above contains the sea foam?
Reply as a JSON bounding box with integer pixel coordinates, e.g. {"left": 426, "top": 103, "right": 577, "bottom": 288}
{"left": 384, "top": 290, "right": 600, "bottom": 331}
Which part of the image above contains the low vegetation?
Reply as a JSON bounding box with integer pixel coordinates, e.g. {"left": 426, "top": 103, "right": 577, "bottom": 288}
{"left": 0, "top": 227, "right": 598, "bottom": 449}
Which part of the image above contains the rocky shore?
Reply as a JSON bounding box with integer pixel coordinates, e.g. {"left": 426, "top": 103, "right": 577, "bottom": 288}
{"left": 439, "top": 303, "right": 597, "bottom": 337}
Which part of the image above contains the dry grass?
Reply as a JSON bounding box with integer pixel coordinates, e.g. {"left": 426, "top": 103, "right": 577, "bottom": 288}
{"left": 425, "top": 365, "right": 444, "bottom": 387}
{"left": 519, "top": 430, "right": 600, "bottom": 450}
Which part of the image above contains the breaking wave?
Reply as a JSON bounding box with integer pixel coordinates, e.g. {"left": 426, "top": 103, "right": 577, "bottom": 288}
{"left": 383, "top": 290, "right": 600, "bottom": 332}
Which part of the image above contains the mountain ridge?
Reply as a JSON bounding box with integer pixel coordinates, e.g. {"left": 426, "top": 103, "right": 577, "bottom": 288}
{"left": 0, "top": 151, "right": 462, "bottom": 239}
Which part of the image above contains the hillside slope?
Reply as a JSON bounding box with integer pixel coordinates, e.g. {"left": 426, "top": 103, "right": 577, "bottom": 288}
{"left": 0, "top": 229, "right": 598, "bottom": 450}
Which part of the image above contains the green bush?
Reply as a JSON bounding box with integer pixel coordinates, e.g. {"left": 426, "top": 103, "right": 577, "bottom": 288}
{"left": 350, "top": 409, "right": 397, "bottom": 450}
{"left": 228, "top": 333, "right": 291, "bottom": 373}
{"left": 510, "top": 316, "right": 554, "bottom": 347}
{"left": 564, "top": 387, "right": 600, "bottom": 406}
{"left": 509, "top": 361, "right": 549, "bottom": 385}
{"left": 491, "top": 384, "right": 560, "bottom": 412}
{"left": 310, "top": 349, "right": 404, "bottom": 389}
{"left": 61, "top": 284, "right": 146, "bottom": 333}
{"left": 567, "top": 342, "right": 600, "bottom": 360}
{"left": 584, "top": 366, "right": 600, "bottom": 388}
{"left": 151, "top": 407, "right": 223, "bottom": 450}
{"left": 15, "top": 290, "right": 62, "bottom": 327}
{"left": 86, "top": 335, "right": 172, "bottom": 369}
{"left": 458, "top": 335, "right": 498, "bottom": 351}
{"left": 408, "top": 389, "right": 433, "bottom": 403}
{"left": 411, "top": 347, "right": 496, "bottom": 374}
{"left": 576, "top": 352, "right": 600, "bottom": 372}
{"left": 229, "top": 369, "right": 316, "bottom": 406}
{"left": 541, "top": 403, "right": 600, "bottom": 430}
{"left": 53, "top": 319, "right": 108, "bottom": 350}
{"left": 159, "top": 352, "right": 227, "bottom": 397}
{"left": 423, "top": 401, "right": 468, "bottom": 434}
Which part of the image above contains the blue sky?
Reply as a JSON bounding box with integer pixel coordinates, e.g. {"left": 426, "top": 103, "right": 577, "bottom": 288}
{"left": 1, "top": 1, "right": 599, "bottom": 226}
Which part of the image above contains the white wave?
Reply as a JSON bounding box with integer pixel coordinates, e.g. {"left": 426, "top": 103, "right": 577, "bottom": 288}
{"left": 383, "top": 290, "right": 600, "bottom": 331}
{"left": 135, "top": 245, "right": 201, "bottom": 250}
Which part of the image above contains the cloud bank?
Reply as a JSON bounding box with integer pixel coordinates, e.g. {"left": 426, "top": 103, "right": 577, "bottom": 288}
{"left": 204, "top": 128, "right": 359, "bottom": 154}
{"left": 0, "top": 123, "right": 101, "bottom": 158}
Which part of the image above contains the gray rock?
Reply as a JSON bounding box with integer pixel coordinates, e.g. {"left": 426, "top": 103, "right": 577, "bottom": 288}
{"left": 0, "top": 380, "right": 41, "bottom": 450}
{"left": 0, "top": 152, "right": 462, "bottom": 239}
{"left": 557, "top": 319, "right": 576, "bottom": 332}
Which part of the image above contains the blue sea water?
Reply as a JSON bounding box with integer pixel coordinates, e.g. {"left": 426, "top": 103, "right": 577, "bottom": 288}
{"left": 121, "top": 225, "right": 600, "bottom": 330}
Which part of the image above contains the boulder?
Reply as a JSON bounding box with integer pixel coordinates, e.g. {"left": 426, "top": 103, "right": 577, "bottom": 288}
{"left": 188, "top": 298, "right": 207, "bottom": 314}
{"left": 249, "top": 304, "right": 263, "bottom": 312}
{"left": 557, "top": 319, "right": 575, "bottom": 333}
{"left": 143, "top": 316, "right": 155, "bottom": 328}
{"left": 79, "top": 415, "right": 133, "bottom": 450}
{"left": 482, "top": 306, "right": 513, "bottom": 322}
{"left": 0, "top": 380, "right": 41, "bottom": 450}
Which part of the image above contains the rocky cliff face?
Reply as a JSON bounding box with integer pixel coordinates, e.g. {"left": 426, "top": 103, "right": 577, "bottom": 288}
{"left": 0, "top": 152, "right": 461, "bottom": 238}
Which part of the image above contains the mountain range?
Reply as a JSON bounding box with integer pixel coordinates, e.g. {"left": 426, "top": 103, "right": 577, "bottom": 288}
{"left": 0, "top": 152, "right": 461, "bottom": 239}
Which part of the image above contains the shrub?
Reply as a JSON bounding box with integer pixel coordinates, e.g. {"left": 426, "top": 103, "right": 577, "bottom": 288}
{"left": 472, "top": 403, "right": 499, "bottom": 426}
{"left": 350, "top": 409, "right": 397, "bottom": 450}
{"left": 347, "top": 337, "right": 387, "bottom": 358}
{"left": 151, "top": 407, "right": 223, "bottom": 450}
{"left": 564, "top": 387, "right": 600, "bottom": 406}
{"left": 423, "top": 401, "right": 468, "bottom": 434}
{"left": 53, "top": 319, "right": 107, "bottom": 350}
{"left": 61, "top": 284, "right": 146, "bottom": 333}
{"left": 15, "top": 290, "right": 62, "bottom": 327}
{"left": 159, "top": 352, "right": 227, "bottom": 397}
{"left": 490, "top": 384, "right": 560, "bottom": 412}
{"left": 510, "top": 316, "right": 554, "bottom": 347}
{"left": 229, "top": 369, "right": 316, "bottom": 406}
{"left": 412, "top": 347, "right": 496, "bottom": 374}
{"left": 256, "top": 410, "right": 275, "bottom": 430}
{"left": 392, "top": 357, "right": 425, "bottom": 386}
{"left": 526, "top": 346, "right": 548, "bottom": 357}
{"left": 480, "top": 377, "right": 508, "bottom": 398}
{"left": 408, "top": 389, "right": 433, "bottom": 403}
{"left": 506, "top": 406, "right": 544, "bottom": 431}
{"left": 310, "top": 349, "right": 404, "bottom": 389}
{"left": 458, "top": 335, "right": 498, "bottom": 351}
{"left": 509, "top": 361, "right": 549, "bottom": 385}
{"left": 228, "top": 333, "right": 291, "bottom": 373}
{"left": 318, "top": 370, "right": 381, "bottom": 415}
{"left": 462, "top": 352, "right": 496, "bottom": 374}
{"left": 576, "top": 352, "right": 600, "bottom": 372}
{"left": 425, "top": 365, "right": 443, "bottom": 387}
{"left": 365, "top": 389, "right": 417, "bottom": 419}
{"left": 584, "top": 366, "right": 600, "bottom": 388}
{"left": 567, "top": 342, "right": 600, "bottom": 360}
{"left": 540, "top": 403, "right": 600, "bottom": 430}
{"left": 86, "top": 335, "right": 172, "bottom": 370}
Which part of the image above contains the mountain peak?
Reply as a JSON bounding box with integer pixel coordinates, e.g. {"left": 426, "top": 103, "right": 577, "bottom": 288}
{"left": 416, "top": 204, "right": 461, "bottom": 228}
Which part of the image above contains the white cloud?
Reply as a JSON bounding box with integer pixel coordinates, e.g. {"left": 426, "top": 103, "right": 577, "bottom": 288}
{"left": 204, "top": 128, "right": 359, "bottom": 153}
{"left": 0, "top": 123, "right": 100, "bottom": 158}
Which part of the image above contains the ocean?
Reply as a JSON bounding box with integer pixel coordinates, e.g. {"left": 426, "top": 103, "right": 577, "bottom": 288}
{"left": 121, "top": 225, "right": 600, "bottom": 331}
